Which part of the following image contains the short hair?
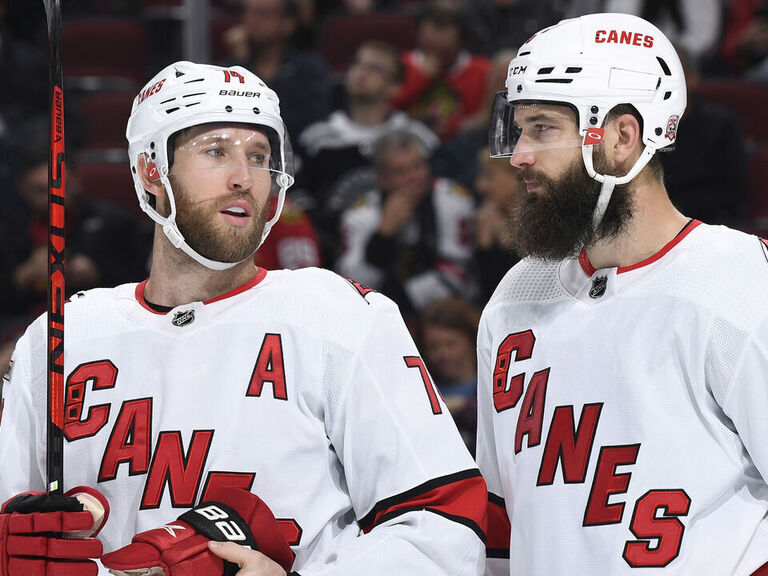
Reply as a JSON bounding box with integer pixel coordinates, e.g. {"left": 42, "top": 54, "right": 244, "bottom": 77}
{"left": 421, "top": 0, "right": 468, "bottom": 41}
{"left": 356, "top": 40, "right": 404, "bottom": 83}
{"left": 420, "top": 297, "right": 480, "bottom": 344}
{"left": 372, "top": 128, "right": 429, "bottom": 173}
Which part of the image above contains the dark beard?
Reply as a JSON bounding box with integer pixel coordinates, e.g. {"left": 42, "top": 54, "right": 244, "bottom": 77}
{"left": 168, "top": 178, "right": 271, "bottom": 264}
{"left": 506, "top": 154, "right": 634, "bottom": 260}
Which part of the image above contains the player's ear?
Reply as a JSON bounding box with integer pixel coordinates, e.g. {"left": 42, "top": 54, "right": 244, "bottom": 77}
{"left": 136, "top": 154, "right": 166, "bottom": 200}
{"left": 610, "top": 113, "right": 642, "bottom": 166}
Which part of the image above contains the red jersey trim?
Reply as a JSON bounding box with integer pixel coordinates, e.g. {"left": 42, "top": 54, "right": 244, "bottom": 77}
{"left": 204, "top": 268, "right": 267, "bottom": 304}
{"left": 134, "top": 268, "right": 267, "bottom": 313}
{"left": 135, "top": 280, "right": 164, "bottom": 315}
{"left": 486, "top": 492, "right": 511, "bottom": 559}
{"left": 359, "top": 469, "right": 487, "bottom": 543}
{"left": 578, "top": 220, "right": 702, "bottom": 277}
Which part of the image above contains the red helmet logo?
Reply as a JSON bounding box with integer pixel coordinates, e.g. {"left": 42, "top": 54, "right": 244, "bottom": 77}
{"left": 583, "top": 129, "right": 604, "bottom": 146}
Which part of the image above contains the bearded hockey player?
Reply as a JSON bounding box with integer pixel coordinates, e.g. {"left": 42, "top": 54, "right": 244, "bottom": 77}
{"left": 477, "top": 12, "right": 768, "bottom": 576}
{"left": 0, "top": 61, "right": 486, "bottom": 576}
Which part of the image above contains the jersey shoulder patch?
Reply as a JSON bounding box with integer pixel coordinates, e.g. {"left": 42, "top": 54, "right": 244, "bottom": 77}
{"left": 343, "top": 277, "right": 376, "bottom": 303}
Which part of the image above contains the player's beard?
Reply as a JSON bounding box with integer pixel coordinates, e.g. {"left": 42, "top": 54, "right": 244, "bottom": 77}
{"left": 167, "top": 177, "right": 271, "bottom": 264}
{"left": 506, "top": 149, "right": 634, "bottom": 260}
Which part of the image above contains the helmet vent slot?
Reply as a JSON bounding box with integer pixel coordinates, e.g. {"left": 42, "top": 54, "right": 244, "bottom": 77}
{"left": 160, "top": 98, "right": 175, "bottom": 104}
{"left": 535, "top": 78, "right": 573, "bottom": 84}
{"left": 183, "top": 93, "right": 205, "bottom": 98}
{"left": 184, "top": 78, "right": 205, "bottom": 84}
{"left": 185, "top": 102, "right": 201, "bottom": 108}
{"left": 518, "top": 51, "right": 531, "bottom": 56}
{"left": 656, "top": 56, "right": 671, "bottom": 76}
{"left": 165, "top": 107, "right": 180, "bottom": 114}
{"left": 565, "top": 67, "right": 582, "bottom": 73}
{"left": 538, "top": 67, "right": 554, "bottom": 74}
{"left": 663, "top": 91, "right": 671, "bottom": 100}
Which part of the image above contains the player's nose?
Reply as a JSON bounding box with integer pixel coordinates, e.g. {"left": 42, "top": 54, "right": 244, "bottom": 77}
{"left": 510, "top": 136, "right": 536, "bottom": 169}
{"left": 227, "top": 157, "right": 254, "bottom": 190}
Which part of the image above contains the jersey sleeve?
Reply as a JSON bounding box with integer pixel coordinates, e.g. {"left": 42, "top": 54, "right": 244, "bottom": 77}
{"left": 475, "top": 312, "right": 511, "bottom": 576}
{"left": 719, "top": 313, "right": 768, "bottom": 480}
{"left": 298, "top": 292, "right": 486, "bottom": 576}
{"left": 0, "top": 319, "right": 47, "bottom": 499}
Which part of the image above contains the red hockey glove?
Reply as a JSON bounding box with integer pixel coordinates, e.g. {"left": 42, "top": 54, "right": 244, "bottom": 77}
{"left": 101, "top": 487, "right": 293, "bottom": 576}
{"left": 0, "top": 486, "right": 109, "bottom": 576}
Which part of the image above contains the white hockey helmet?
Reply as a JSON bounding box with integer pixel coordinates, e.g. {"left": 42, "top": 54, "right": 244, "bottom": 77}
{"left": 126, "top": 60, "right": 294, "bottom": 270}
{"left": 490, "top": 13, "right": 686, "bottom": 228}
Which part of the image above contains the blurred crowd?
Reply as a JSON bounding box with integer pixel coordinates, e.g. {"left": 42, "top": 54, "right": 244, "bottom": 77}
{"left": 2, "top": 0, "right": 768, "bottom": 452}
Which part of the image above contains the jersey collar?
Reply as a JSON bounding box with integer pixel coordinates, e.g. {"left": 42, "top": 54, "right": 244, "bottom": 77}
{"left": 578, "top": 219, "right": 701, "bottom": 277}
{"left": 134, "top": 267, "right": 268, "bottom": 314}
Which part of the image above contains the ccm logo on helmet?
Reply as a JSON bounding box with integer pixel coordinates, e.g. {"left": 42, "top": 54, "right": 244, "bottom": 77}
{"left": 595, "top": 30, "right": 654, "bottom": 48}
{"left": 137, "top": 79, "right": 166, "bottom": 104}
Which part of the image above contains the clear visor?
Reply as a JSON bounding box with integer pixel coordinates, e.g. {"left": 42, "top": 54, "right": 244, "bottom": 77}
{"left": 489, "top": 92, "right": 587, "bottom": 158}
{"left": 167, "top": 123, "right": 295, "bottom": 188}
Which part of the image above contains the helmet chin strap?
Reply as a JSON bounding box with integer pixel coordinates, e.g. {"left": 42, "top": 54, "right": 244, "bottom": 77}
{"left": 162, "top": 221, "right": 244, "bottom": 271}
{"left": 581, "top": 143, "right": 656, "bottom": 230}
{"left": 156, "top": 173, "right": 289, "bottom": 272}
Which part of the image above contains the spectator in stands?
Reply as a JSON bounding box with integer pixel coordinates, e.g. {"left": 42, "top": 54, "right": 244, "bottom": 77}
{"left": 419, "top": 297, "right": 480, "bottom": 453}
{"left": 336, "top": 128, "right": 474, "bottom": 319}
{"left": 0, "top": 120, "right": 149, "bottom": 324}
{"left": 298, "top": 40, "right": 439, "bottom": 260}
{"left": 391, "top": 0, "right": 490, "bottom": 140}
{"left": 254, "top": 197, "right": 323, "bottom": 270}
{"left": 720, "top": 0, "right": 768, "bottom": 82}
{"left": 473, "top": 148, "right": 521, "bottom": 305}
{"left": 222, "top": 0, "right": 332, "bottom": 141}
{"left": 432, "top": 48, "right": 517, "bottom": 188}
{"left": 467, "top": 0, "right": 560, "bottom": 57}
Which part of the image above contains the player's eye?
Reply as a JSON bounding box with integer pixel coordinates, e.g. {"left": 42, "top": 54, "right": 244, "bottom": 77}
{"left": 249, "top": 153, "right": 267, "bottom": 166}
{"left": 205, "top": 147, "right": 224, "bottom": 158}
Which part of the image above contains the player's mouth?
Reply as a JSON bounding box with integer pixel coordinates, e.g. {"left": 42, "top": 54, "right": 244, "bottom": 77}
{"left": 523, "top": 179, "right": 541, "bottom": 193}
{"left": 219, "top": 200, "right": 253, "bottom": 226}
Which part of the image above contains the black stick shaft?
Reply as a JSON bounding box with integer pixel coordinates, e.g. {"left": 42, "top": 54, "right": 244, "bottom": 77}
{"left": 44, "top": 0, "right": 65, "bottom": 496}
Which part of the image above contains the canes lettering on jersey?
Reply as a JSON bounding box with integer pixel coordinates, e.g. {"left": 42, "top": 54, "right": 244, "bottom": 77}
{"left": 60, "top": 333, "right": 297, "bottom": 527}
{"left": 492, "top": 328, "right": 691, "bottom": 568}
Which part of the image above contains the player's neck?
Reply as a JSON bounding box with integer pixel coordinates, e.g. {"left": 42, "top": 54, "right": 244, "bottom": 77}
{"left": 144, "top": 236, "right": 259, "bottom": 308}
{"left": 347, "top": 98, "right": 391, "bottom": 126}
{"left": 584, "top": 180, "right": 690, "bottom": 271}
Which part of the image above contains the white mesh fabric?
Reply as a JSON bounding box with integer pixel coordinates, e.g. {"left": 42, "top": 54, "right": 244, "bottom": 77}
{"left": 493, "top": 258, "right": 568, "bottom": 304}
{"left": 321, "top": 340, "right": 354, "bottom": 437}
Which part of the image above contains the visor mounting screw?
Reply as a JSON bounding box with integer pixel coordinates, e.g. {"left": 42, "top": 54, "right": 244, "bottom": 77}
{"left": 253, "top": 107, "right": 260, "bottom": 114}
{"left": 655, "top": 127, "right": 663, "bottom": 136}
{"left": 150, "top": 142, "right": 155, "bottom": 149}
{"left": 516, "top": 84, "right": 522, "bottom": 93}
{"left": 589, "top": 116, "right": 598, "bottom": 125}
{"left": 151, "top": 152, "right": 156, "bottom": 159}
{"left": 590, "top": 106, "right": 599, "bottom": 114}
{"left": 225, "top": 105, "right": 233, "bottom": 113}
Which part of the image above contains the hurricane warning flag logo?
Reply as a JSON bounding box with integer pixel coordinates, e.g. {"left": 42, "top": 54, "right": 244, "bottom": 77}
{"left": 665, "top": 115, "right": 679, "bottom": 140}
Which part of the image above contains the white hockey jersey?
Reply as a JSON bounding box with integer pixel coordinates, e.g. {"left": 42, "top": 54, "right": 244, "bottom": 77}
{"left": 0, "top": 267, "right": 486, "bottom": 576}
{"left": 476, "top": 221, "right": 768, "bottom": 575}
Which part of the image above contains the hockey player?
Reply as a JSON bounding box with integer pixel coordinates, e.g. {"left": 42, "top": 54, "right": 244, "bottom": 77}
{"left": 0, "top": 61, "right": 486, "bottom": 576}
{"left": 478, "top": 13, "right": 768, "bottom": 576}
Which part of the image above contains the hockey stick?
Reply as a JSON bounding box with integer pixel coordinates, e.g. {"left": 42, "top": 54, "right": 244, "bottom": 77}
{"left": 43, "top": 0, "right": 65, "bottom": 496}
